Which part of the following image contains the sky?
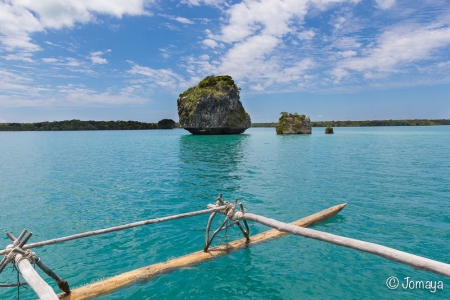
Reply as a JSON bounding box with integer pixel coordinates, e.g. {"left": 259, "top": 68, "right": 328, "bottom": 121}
{"left": 0, "top": 0, "right": 449, "bottom": 123}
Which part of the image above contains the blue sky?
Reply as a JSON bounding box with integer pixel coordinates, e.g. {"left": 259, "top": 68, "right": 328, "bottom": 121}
{"left": 1, "top": 0, "right": 449, "bottom": 123}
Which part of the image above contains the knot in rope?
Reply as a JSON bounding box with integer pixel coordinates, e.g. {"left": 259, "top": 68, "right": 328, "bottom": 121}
{"left": 222, "top": 202, "right": 244, "bottom": 220}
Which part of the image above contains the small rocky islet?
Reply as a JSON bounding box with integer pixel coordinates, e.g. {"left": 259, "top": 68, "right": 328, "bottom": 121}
{"left": 177, "top": 75, "right": 251, "bottom": 135}
{"left": 276, "top": 112, "right": 312, "bottom": 134}
{"left": 157, "top": 118, "right": 176, "bottom": 129}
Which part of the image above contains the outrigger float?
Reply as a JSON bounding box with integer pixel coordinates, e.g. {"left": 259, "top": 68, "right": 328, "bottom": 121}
{"left": 1, "top": 195, "right": 450, "bottom": 300}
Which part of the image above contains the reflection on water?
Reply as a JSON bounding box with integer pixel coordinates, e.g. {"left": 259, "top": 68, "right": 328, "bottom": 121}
{"left": 177, "top": 134, "right": 250, "bottom": 200}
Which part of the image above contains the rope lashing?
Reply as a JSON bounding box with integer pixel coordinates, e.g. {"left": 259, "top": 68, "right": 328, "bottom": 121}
{"left": 0, "top": 230, "right": 71, "bottom": 295}
{"left": 203, "top": 194, "right": 250, "bottom": 252}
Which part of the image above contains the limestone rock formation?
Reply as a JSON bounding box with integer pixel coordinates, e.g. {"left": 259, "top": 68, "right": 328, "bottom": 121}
{"left": 177, "top": 75, "right": 251, "bottom": 134}
{"left": 158, "top": 119, "right": 176, "bottom": 129}
{"left": 276, "top": 112, "right": 312, "bottom": 134}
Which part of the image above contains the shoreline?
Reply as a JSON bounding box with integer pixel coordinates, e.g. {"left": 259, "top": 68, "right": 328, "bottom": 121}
{"left": 0, "top": 119, "right": 449, "bottom": 131}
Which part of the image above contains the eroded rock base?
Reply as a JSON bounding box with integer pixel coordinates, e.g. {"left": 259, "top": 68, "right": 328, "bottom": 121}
{"left": 184, "top": 128, "right": 248, "bottom": 135}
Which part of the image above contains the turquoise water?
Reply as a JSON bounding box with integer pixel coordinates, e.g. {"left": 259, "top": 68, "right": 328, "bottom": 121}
{"left": 0, "top": 127, "right": 449, "bottom": 299}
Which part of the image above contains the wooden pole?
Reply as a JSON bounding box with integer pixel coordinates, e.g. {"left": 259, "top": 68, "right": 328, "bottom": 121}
{"left": 240, "top": 212, "right": 450, "bottom": 278}
{"left": 15, "top": 254, "right": 58, "bottom": 300}
{"left": 0, "top": 282, "right": 28, "bottom": 287}
{"left": 36, "top": 259, "right": 71, "bottom": 293}
{"left": 57, "top": 203, "right": 347, "bottom": 300}
{"left": 0, "top": 206, "right": 227, "bottom": 256}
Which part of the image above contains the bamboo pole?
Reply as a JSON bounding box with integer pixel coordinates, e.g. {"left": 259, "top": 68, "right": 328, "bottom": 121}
{"left": 58, "top": 203, "right": 347, "bottom": 300}
{"left": 14, "top": 254, "right": 58, "bottom": 300}
{"left": 240, "top": 213, "right": 450, "bottom": 278}
{"left": 0, "top": 206, "right": 227, "bottom": 256}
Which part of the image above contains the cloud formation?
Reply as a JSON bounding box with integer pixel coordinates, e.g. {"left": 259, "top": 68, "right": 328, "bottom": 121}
{"left": 0, "top": 0, "right": 149, "bottom": 58}
{"left": 1, "top": 0, "right": 450, "bottom": 112}
{"left": 90, "top": 50, "right": 112, "bottom": 64}
{"left": 0, "top": 68, "right": 147, "bottom": 107}
{"left": 178, "top": 0, "right": 450, "bottom": 93}
{"left": 127, "top": 61, "right": 191, "bottom": 90}
{"left": 375, "top": 0, "right": 395, "bottom": 10}
{"left": 192, "top": 0, "right": 355, "bottom": 91}
{"left": 333, "top": 22, "right": 450, "bottom": 80}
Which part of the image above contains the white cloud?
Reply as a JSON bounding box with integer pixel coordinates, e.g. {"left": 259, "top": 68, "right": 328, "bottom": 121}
{"left": 12, "top": 0, "right": 150, "bottom": 29}
{"left": 164, "top": 23, "right": 180, "bottom": 31}
{"left": 127, "top": 61, "right": 189, "bottom": 90}
{"left": 55, "top": 85, "right": 147, "bottom": 106}
{"left": 437, "top": 61, "right": 450, "bottom": 68}
{"left": 332, "top": 37, "right": 361, "bottom": 49}
{"left": 337, "top": 50, "right": 357, "bottom": 58}
{"left": 333, "top": 16, "right": 347, "bottom": 30}
{"left": 42, "top": 58, "right": 59, "bottom": 63}
{"left": 0, "top": 68, "right": 49, "bottom": 100}
{"left": 0, "top": 69, "right": 33, "bottom": 84}
{"left": 375, "top": 0, "right": 395, "bottom": 10}
{"left": 160, "top": 48, "right": 170, "bottom": 58}
{"left": 42, "top": 57, "right": 83, "bottom": 67}
{"left": 1, "top": 52, "right": 34, "bottom": 62}
{"left": 0, "top": 75, "right": 147, "bottom": 107}
{"left": 250, "top": 84, "right": 264, "bottom": 91}
{"left": 192, "top": 0, "right": 354, "bottom": 91}
{"left": 66, "top": 57, "right": 83, "bottom": 67}
{"left": 0, "top": 0, "right": 150, "bottom": 58}
{"left": 298, "top": 30, "right": 316, "bottom": 40}
{"left": 202, "top": 39, "right": 219, "bottom": 48}
{"left": 159, "top": 14, "right": 194, "bottom": 24}
{"left": 174, "top": 17, "right": 194, "bottom": 24}
{"left": 333, "top": 23, "right": 450, "bottom": 80}
{"left": 90, "top": 50, "right": 111, "bottom": 64}
{"left": 0, "top": 63, "right": 148, "bottom": 107}
{"left": 180, "top": 0, "right": 226, "bottom": 6}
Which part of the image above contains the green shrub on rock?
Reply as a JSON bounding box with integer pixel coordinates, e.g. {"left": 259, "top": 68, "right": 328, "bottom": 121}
{"left": 276, "top": 112, "right": 311, "bottom": 134}
{"left": 325, "top": 126, "right": 334, "bottom": 134}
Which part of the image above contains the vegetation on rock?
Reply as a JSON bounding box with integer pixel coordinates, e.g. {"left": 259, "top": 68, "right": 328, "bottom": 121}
{"left": 325, "top": 126, "right": 334, "bottom": 134}
{"left": 198, "top": 75, "right": 239, "bottom": 90}
{"left": 276, "top": 112, "right": 309, "bottom": 134}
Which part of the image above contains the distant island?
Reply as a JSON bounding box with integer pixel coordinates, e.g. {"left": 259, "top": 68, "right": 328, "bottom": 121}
{"left": 253, "top": 119, "right": 450, "bottom": 128}
{"left": 0, "top": 119, "right": 449, "bottom": 131}
{"left": 0, "top": 120, "right": 174, "bottom": 131}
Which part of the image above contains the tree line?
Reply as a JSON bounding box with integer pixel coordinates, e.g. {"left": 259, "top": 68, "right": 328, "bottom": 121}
{"left": 252, "top": 119, "right": 450, "bottom": 128}
{"left": 1, "top": 119, "right": 449, "bottom": 131}
{"left": 0, "top": 120, "right": 177, "bottom": 131}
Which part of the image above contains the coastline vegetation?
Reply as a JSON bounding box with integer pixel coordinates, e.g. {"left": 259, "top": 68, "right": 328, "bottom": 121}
{"left": 0, "top": 120, "right": 178, "bottom": 131}
{"left": 253, "top": 119, "right": 450, "bottom": 128}
{"left": 1, "top": 119, "right": 449, "bottom": 131}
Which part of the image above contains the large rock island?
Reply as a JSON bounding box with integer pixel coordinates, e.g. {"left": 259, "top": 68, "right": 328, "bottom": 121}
{"left": 276, "top": 112, "right": 312, "bottom": 134}
{"left": 177, "top": 75, "right": 251, "bottom": 134}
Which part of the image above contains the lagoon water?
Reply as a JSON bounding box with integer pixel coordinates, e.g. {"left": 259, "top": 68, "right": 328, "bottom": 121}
{"left": 1, "top": 127, "right": 449, "bottom": 299}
